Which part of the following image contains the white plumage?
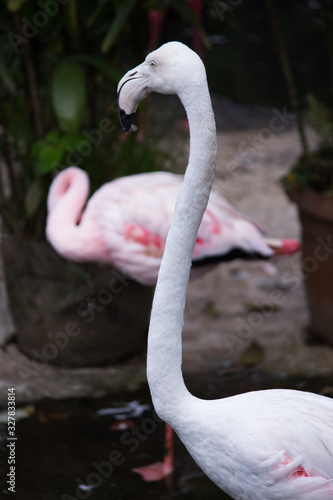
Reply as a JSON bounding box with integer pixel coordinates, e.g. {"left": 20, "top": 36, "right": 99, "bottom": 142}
{"left": 117, "top": 41, "right": 333, "bottom": 500}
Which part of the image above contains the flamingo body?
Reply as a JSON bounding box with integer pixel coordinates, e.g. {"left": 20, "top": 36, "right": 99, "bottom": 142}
{"left": 117, "top": 41, "right": 333, "bottom": 499}
{"left": 177, "top": 389, "right": 333, "bottom": 499}
{"left": 46, "top": 168, "right": 298, "bottom": 286}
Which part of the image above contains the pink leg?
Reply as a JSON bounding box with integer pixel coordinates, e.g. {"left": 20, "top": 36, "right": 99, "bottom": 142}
{"left": 266, "top": 238, "right": 301, "bottom": 255}
{"left": 132, "top": 423, "right": 174, "bottom": 482}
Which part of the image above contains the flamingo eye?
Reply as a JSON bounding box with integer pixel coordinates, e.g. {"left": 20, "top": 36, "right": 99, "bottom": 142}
{"left": 150, "top": 60, "right": 157, "bottom": 68}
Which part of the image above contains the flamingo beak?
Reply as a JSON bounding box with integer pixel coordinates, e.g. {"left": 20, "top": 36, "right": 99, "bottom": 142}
{"left": 117, "top": 65, "right": 149, "bottom": 133}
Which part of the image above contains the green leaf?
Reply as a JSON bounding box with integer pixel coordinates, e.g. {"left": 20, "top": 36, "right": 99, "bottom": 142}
{"left": 51, "top": 59, "right": 86, "bottom": 132}
{"left": 3, "top": 98, "right": 31, "bottom": 153}
{"left": 6, "top": 0, "right": 26, "bottom": 12}
{"left": 33, "top": 131, "right": 89, "bottom": 174}
{"left": 73, "top": 54, "right": 121, "bottom": 82}
{"left": 307, "top": 94, "right": 333, "bottom": 150}
{"left": 86, "top": 0, "right": 109, "bottom": 28}
{"left": 0, "top": 53, "right": 16, "bottom": 93}
{"left": 33, "top": 130, "right": 65, "bottom": 174}
{"left": 101, "top": 0, "right": 138, "bottom": 53}
{"left": 67, "top": 0, "right": 79, "bottom": 50}
{"left": 25, "top": 179, "right": 43, "bottom": 217}
{"left": 60, "top": 131, "right": 86, "bottom": 151}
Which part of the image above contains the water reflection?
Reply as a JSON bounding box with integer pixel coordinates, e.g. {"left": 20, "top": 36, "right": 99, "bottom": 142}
{"left": 1, "top": 369, "right": 332, "bottom": 499}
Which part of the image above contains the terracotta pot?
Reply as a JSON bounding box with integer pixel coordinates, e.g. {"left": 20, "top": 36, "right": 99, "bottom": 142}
{"left": 2, "top": 237, "right": 154, "bottom": 367}
{"left": 289, "top": 186, "right": 333, "bottom": 342}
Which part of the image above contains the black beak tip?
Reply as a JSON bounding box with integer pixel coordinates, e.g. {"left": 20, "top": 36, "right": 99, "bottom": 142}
{"left": 117, "top": 104, "right": 135, "bottom": 134}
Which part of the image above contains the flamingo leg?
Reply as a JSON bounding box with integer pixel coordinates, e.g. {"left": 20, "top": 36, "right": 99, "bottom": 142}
{"left": 131, "top": 423, "right": 174, "bottom": 482}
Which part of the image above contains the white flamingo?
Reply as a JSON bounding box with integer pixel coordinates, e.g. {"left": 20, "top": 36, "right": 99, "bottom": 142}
{"left": 117, "top": 41, "right": 333, "bottom": 499}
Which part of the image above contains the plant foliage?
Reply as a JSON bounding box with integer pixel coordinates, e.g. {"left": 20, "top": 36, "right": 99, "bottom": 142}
{"left": 0, "top": 0, "right": 205, "bottom": 239}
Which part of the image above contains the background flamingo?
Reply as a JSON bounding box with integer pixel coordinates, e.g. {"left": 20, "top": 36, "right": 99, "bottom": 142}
{"left": 46, "top": 167, "right": 299, "bottom": 286}
{"left": 117, "top": 41, "right": 333, "bottom": 499}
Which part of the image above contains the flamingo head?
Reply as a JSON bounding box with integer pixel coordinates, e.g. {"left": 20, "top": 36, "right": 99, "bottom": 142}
{"left": 117, "top": 41, "right": 206, "bottom": 133}
{"left": 47, "top": 167, "right": 89, "bottom": 214}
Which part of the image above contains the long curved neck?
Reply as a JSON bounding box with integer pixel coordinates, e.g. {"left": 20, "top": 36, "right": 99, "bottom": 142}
{"left": 147, "top": 82, "right": 217, "bottom": 425}
{"left": 46, "top": 170, "right": 90, "bottom": 259}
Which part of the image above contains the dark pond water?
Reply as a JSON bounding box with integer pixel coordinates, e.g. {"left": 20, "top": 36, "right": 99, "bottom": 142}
{"left": 1, "top": 368, "right": 332, "bottom": 500}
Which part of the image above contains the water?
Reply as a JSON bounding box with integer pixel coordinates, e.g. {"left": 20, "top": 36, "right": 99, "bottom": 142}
{"left": 0, "top": 369, "right": 332, "bottom": 499}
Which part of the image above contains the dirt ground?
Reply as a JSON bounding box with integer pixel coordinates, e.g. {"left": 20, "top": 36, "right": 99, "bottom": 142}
{"left": 184, "top": 124, "right": 333, "bottom": 377}
{"left": 1, "top": 118, "right": 333, "bottom": 407}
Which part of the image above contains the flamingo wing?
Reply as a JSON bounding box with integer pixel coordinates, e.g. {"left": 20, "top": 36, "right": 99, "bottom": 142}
{"left": 83, "top": 171, "right": 275, "bottom": 284}
{"left": 193, "top": 186, "right": 273, "bottom": 263}
{"left": 84, "top": 172, "right": 180, "bottom": 285}
{"left": 184, "top": 390, "right": 333, "bottom": 500}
